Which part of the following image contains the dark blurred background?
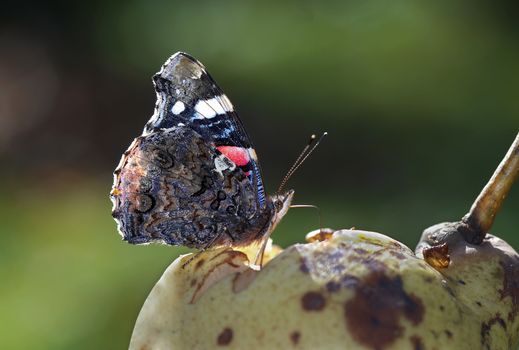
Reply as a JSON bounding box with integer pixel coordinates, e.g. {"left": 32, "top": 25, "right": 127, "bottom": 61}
{"left": 1, "top": 0, "right": 518, "bottom": 348}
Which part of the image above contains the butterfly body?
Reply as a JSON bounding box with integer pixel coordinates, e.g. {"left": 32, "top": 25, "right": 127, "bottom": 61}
{"left": 111, "top": 52, "right": 293, "bottom": 251}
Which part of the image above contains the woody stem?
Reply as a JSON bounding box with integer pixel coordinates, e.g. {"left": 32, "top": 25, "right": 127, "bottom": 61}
{"left": 461, "top": 132, "right": 519, "bottom": 244}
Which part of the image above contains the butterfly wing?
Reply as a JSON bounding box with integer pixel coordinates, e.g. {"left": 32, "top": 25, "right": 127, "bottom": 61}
{"left": 111, "top": 127, "right": 272, "bottom": 248}
{"left": 144, "top": 52, "right": 267, "bottom": 208}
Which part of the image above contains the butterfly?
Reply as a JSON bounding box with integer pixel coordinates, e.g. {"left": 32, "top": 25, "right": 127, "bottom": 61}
{"left": 110, "top": 52, "right": 294, "bottom": 265}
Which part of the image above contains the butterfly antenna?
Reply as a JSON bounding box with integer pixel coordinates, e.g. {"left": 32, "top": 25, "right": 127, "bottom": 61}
{"left": 276, "top": 134, "right": 316, "bottom": 193}
{"left": 277, "top": 132, "right": 328, "bottom": 194}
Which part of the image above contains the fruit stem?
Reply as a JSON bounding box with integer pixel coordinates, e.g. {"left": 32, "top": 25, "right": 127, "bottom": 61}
{"left": 461, "top": 132, "right": 519, "bottom": 244}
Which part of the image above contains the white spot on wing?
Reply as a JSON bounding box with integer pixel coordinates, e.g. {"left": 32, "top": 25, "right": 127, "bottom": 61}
{"left": 171, "top": 101, "right": 185, "bottom": 115}
{"left": 217, "top": 94, "right": 234, "bottom": 112}
{"left": 214, "top": 154, "right": 235, "bottom": 176}
{"left": 194, "top": 95, "right": 234, "bottom": 119}
{"left": 247, "top": 148, "right": 258, "bottom": 161}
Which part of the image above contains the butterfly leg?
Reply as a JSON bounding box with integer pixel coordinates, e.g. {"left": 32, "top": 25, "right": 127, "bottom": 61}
{"left": 252, "top": 234, "right": 271, "bottom": 268}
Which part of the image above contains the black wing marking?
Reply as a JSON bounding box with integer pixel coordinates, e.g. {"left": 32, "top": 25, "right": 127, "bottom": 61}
{"left": 143, "top": 52, "right": 268, "bottom": 208}
{"left": 144, "top": 52, "right": 251, "bottom": 148}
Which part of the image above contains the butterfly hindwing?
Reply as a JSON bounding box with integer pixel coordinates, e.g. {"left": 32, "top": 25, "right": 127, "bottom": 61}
{"left": 111, "top": 126, "right": 271, "bottom": 248}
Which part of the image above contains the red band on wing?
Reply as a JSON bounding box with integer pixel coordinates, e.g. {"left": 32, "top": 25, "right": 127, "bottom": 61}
{"left": 216, "top": 146, "right": 250, "bottom": 167}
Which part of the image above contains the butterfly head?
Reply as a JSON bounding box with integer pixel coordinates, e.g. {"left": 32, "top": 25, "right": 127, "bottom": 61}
{"left": 269, "top": 189, "right": 295, "bottom": 227}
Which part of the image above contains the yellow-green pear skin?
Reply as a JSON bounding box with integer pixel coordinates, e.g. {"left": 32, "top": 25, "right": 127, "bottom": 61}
{"left": 129, "top": 229, "right": 519, "bottom": 350}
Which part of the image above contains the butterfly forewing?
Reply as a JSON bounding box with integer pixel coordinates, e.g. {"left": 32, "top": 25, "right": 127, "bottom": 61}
{"left": 144, "top": 52, "right": 267, "bottom": 208}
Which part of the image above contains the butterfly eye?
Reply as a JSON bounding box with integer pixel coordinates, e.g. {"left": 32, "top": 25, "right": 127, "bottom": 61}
{"left": 275, "top": 199, "right": 283, "bottom": 211}
{"left": 135, "top": 194, "right": 155, "bottom": 213}
{"left": 153, "top": 149, "right": 174, "bottom": 168}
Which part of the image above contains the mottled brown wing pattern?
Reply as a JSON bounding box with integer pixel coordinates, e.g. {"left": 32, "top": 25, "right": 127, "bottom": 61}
{"left": 111, "top": 126, "right": 273, "bottom": 248}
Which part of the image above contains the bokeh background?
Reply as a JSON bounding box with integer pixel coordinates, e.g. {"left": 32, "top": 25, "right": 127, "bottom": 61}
{"left": 1, "top": 0, "right": 518, "bottom": 348}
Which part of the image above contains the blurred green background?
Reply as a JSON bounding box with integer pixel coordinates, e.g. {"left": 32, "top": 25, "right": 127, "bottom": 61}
{"left": 1, "top": 0, "right": 518, "bottom": 348}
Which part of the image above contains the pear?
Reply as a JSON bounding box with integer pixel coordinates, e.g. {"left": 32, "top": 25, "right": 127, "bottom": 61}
{"left": 129, "top": 133, "right": 519, "bottom": 350}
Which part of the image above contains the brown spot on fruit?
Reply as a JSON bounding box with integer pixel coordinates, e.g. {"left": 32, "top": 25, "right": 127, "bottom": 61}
{"left": 499, "top": 258, "right": 519, "bottom": 321}
{"left": 217, "top": 327, "right": 233, "bottom": 346}
{"left": 195, "top": 259, "right": 205, "bottom": 269}
{"left": 190, "top": 278, "right": 197, "bottom": 287}
{"left": 190, "top": 250, "right": 248, "bottom": 303}
{"left": 301, "top": 291, "right": 326, "bottom": 311}
{"left": 299, "top": 257, "right": 309, "bottom": 274}
{"left": 404, "top": 294, "right": 425, "bottom": 325}
{"left": 353, "top": 247, "right": 368, "bottom": 255}
{"left": 410, "top": 335, "right": 424, "bottom": 350}
{"left": 481, "top": 314, "right": 506, "bottom": 346}
{"left": 290, "top": 331, "right": 301, "bottom": 345}
{"left": 362, "top": 258, "right": 387, "bottom": 272}
{"left": 389, "top": 250, "right": 407, "bottom": 260}
{"left": 445, "top": 330, "right": 452, "bottom": 338}
{"left": 423, "top": 243, "right": 450, "bottom": 269}
{"left": 344, "top": 271, "right": 425, "bottom": 349}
